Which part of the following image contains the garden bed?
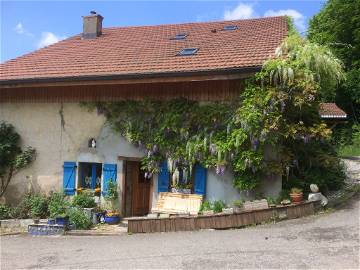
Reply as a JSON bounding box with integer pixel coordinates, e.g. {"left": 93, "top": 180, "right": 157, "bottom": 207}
{"left": 127, "top": 201, "right": 320, "bottom": 233}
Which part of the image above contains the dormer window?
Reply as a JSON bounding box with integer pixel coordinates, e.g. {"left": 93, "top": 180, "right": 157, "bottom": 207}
{"left": 223, "top": 25, "right": 238, "bottom": 31}
{"left": 177, "top": 48, "right": 198, "bottom": 56}
{"left": 171, "top": 33, "right": 188, "bottom": 40}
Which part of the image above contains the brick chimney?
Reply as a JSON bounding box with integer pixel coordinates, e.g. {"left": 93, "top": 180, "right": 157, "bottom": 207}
{"left": 82, "top": 11, "right": 103, "bottom": 39}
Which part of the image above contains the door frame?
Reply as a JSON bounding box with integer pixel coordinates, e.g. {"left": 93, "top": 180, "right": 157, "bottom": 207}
{"left": 120, "top": 157, "right": 153, "bottom": 217}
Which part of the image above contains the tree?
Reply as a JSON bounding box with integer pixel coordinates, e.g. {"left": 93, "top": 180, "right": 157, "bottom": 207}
{"left": 308, "top": 0, "right": 360, "bottom": 141}
{"left": 0, "top": 121, "right": 36, "bottom": 197}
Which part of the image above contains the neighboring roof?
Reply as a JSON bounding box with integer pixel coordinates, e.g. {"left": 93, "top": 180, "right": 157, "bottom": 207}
{"left": 319, "top": 103, "right": 347, "bottom": 119}
{"left": 0, "top": 16, "right": 288, "bottom": 85}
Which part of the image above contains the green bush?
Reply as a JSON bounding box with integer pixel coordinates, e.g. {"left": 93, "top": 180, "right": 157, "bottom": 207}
{"left": 233, "top": 199, "right": 244, "bottom": 208}
{"left": 199, "top": 200, "right": 212, "bottom": 212}
{"left": 29, "top": 194, "right": 49, "bottom": 218}
{"left": 48, "top": 192, "right": 69, "bottom": 218}
{"left": 72, "top": 192, "right": 96, "bottom": 208}
{"left": 0, "top": 204, "right": 12, "bottom": 219}
{"left": 212, "top": 200, "right": 226, "bottom": 213}
{"left": 68, "top": 208, "right": 92, "bottom": 230}
{"left": 11, "top": 193, "right": 33, "bottom": 218}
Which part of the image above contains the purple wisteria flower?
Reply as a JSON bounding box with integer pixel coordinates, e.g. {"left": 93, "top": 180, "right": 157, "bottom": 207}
{"left": 303, "top": 135, "right": 311, "bottom": 144}
{"left": 152, "top": 144, "right": 158, "bottom": 153}
{"left": 251, "top": 137, "right": 260, "bottom": 151}
{"left": 209, "top": 144, "right": 217, "bottom": 155}
{"left": 216, "top": 164, "right": 226, "bottom": 175}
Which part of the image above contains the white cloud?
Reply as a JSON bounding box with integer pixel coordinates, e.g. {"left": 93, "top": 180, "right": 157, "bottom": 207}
{"left": 14, "top": 22, "right": 34, "bottom": 37}
{"left": 37, "top": 32, "right": 66, "bottom": 48}
{"left": 264, "top": 9, "right": 305, "bottom": 32}
{"left": 224, "top": 3, "right": 257, "bottom": 20}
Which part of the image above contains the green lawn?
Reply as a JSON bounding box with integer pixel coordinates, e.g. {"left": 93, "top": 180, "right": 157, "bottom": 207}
{"left": 337, "top": 144, "right": 360, "bottom": 157}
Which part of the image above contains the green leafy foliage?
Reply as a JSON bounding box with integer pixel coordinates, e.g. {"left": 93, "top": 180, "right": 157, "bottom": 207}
{"left": 48, "top": 192, "right": 69, "bottom": 218}
{"left": 290, "top": 187, "right": 302, "bottom": 194}
{"left": 0, "top": 204, "right": 12, "bottom": 219}
{"left": 232, "top": 199, "right": 244, "bottom": 208}
{"left": 105, "top": 180, "right": 118, "bottom": 201}
{"left": 29, "top": 194, "right": 49, "bottom": 219}
{"left": 67, "top": 208, "right": 92, "bottom": 230}
{"left": 212, "top": 200, "right": 226, "bottom": 213}
{"left": 308, "top": 0, "right": 360, "bottom": 147}
{"left": 0, "top": 121, "right": 36, "bottom": 197}
{"left": 199, "top": 200, "right": 226, "bottom": 213}
{"left": 72, "top": 192, "right": 96, "bottom": 208}
{"left": 199, "top": 200, "right": 212, "bottom": 212}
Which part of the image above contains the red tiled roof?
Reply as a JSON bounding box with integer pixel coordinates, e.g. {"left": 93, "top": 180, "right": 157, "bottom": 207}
{"left": 319, "top": 103, "right": 347, "bottom": 119}
{"left": 0, "top": 16, "right": 288, "bottom": 84}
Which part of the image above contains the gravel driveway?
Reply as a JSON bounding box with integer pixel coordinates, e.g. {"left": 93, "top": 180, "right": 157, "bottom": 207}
{"left": 1, "top": 196, "right": 359, "bottom": 269}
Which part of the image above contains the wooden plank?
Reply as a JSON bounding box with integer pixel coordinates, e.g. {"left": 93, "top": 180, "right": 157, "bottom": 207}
{"left": 0, "top": 79, "right": 244, "bottom": 102}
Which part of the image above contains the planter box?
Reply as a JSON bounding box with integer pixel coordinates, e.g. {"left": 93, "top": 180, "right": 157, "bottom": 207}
{"left": 243, "top": 199, "right": 269, "bottom": 211}
{"left": 201, "top": 210, "right": 214, "bottom": 215}
{"left": 222, "top": 208, "right": 234, "bottom": 215}
{"left": 128, "top": 201, "right": 318, "bottom": 234}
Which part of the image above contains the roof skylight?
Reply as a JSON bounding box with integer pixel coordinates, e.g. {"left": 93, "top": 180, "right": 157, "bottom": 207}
{"left": 177, "top": 48, "right": 198, "bottom": 56}
{"left": 171, "top": 33, "right": 188, "bottom": 40}
{"left": 223, "top": 25, "right": 238, "bottom": 31}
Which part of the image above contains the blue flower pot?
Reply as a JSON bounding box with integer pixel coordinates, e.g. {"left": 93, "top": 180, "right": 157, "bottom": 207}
{"left": 104, "top": 215, "right": 120, "bottom": 225}
{"left": 55, "top": 216, "right": 69, "bottom": 227}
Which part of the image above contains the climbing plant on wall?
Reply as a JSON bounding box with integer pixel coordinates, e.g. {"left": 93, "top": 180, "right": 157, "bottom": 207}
{"left": 83, "top": 22, "right": 346, "bottom": 193}
{"left": 0, "top": 121, "right": 36, "bottom": 197}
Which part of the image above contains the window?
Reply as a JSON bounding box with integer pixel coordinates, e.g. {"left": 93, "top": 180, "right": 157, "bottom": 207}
{"left": 171, "top": 33, "right": 188, "bottom": 40}
{"left": 79, "top": 162, "right": 102, "bottom": 190}
{"left": 177, "top": 48, "right": 198, "bottom": 56}
{"left": 223, "top": 25, "right": 238, "bottom": 31}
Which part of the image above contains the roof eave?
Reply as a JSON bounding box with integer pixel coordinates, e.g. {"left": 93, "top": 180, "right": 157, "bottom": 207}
{"left": 0, "top": 66, "right": 261, "bottom": 88}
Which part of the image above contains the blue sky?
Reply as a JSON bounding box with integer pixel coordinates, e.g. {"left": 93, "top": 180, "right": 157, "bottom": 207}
{"left": 1, "top": 1, "right": 326, "bottom": 62}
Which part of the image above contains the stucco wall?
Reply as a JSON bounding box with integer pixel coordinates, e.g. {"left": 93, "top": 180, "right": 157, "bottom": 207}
{"left": 0, "top": 102, "right": 282, "bottom": 210}
{"left": 0, "top": 103, "right": 106, "bottom": 204}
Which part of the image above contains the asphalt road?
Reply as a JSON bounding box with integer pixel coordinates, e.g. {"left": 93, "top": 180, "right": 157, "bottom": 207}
{"left": 1, "top": 197, "right": 359, "bottom": 269}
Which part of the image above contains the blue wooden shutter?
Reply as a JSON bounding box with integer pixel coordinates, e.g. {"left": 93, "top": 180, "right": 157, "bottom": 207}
{"left": 102, "top": 164, "right": 117, "bottom": 196}
{"left": 63, "top": 162, "right": 76, "bottom": 195}
{"left": 194, "top": 164, "right": 207, "bottom": 195}
{"left": 158, "top": 161, "right": 169, "bottom": 192}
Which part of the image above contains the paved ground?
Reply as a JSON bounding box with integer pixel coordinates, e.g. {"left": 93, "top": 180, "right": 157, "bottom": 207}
{"left": 1, "top": 196, "right": 359, "bottom": 269}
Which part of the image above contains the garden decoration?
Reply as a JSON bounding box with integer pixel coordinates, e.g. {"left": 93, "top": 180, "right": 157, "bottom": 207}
{"left": 289, "top": 188, "right": 303, "bottom": 204}
{"left": 308, "top": 184, "right": 328, "bottom": 206}
{"left": 83, "top": 19, "right": 346, "bottom": 194}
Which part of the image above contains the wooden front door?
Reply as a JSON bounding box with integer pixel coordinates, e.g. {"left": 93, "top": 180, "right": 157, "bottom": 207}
{"left": 125, "top": 161, "right": 151, "bottom": 217}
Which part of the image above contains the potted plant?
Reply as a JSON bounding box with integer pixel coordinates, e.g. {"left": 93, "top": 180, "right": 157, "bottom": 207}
{"left": 48, "top": 191, "right": 70, "bottom": 227}
{"left": 104, "top": 180, "right": 120, "bottom": 224}
{"left": 289, "top": 188, "right": 303, "bottom": 204}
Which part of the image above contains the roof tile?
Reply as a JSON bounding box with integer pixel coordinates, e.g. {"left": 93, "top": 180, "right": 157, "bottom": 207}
{"left": 0, "top": 16, "right": 287, "bottom": 82}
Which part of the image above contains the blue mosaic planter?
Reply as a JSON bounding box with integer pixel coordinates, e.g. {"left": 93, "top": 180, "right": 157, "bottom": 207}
{"left": 47, "top": 219, "right": 55, "bottom": 225}
{"left": 55, "top": 216, "right": 69, "bottom": 227}
{"left": 28, "top": 224, "right": 65, "bottom": 236}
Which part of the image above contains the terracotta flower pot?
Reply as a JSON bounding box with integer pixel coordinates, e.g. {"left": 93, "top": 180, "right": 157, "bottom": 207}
{"left": 290, "top": 192, "right": 303, "bottom": 204}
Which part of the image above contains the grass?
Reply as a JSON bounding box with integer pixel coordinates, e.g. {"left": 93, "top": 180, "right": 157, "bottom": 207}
{"left": 337, "top": 144, "right": 360, "bottom": 157}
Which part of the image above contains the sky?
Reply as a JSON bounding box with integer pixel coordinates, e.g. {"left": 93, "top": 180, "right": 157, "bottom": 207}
{"left": 0, "top": 0, "right": 326, "bottom": 62}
